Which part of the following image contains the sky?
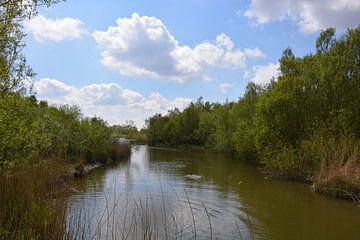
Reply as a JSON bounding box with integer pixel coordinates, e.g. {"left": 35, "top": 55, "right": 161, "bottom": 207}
{"left": 23, "top": 0, "right": 360, "bottom": 128}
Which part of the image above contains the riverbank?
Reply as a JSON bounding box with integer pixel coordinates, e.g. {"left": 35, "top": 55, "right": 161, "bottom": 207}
{"left": 0, "top": 142, "right": 130, "bottom": 239}
{"left": 75, "top": 139, "right": 132, "bottom": 176}
{"left": 265, "top": 137, "right": 360, "bottom": 203}
{"left": 263, "top": 166, "right": 360, "bottom": 204}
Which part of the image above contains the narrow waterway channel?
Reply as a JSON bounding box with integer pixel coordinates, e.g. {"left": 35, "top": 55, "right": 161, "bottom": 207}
{"left": 67, "top": 145, "right": 360, "bottom": 239}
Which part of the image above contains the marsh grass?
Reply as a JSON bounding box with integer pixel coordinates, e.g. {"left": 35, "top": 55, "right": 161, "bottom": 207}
{"left": 0, "top": 161, "right": 69, "bottom": 239}
{"left": 311, "top": 137, "right": 360, "bottom": 202}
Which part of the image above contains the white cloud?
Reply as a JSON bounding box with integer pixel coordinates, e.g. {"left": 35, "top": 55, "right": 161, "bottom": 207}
{"left": 93, "top": 13, "right": 264, "bottom": 83}
{"left": 250, "top": 63, "right": 280, "bottom": 85}
{"left": 219, "top": 83, "right": 234, "bottom": 94}
{"left": 33, "top": 78, "right": 75, "bottom": 100}
{"left": 244, "top": 47, "right": 265, "bottom": 58}
{"left": 244, "top": 0, "right": 360, "bottom": 33}
{"left": 33, "top": 78, "right": 191, "bottom": 128}
{"left": 24, "top": 15, "right": 86, "bottom": 42}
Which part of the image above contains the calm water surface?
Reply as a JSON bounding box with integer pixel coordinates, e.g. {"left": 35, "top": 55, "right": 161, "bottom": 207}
{"left": 67, "top": 145, "right": 360, "bottom": 239}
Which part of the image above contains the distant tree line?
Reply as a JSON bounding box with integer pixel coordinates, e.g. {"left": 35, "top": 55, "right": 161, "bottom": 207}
{"left": 146, "top": 27, "right": 360, "bottom": 182}
{"left": 111, "top": 120, "right": 147, "bottom": 142}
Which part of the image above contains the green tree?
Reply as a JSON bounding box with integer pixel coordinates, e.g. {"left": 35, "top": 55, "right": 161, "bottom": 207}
{"left": 254, "top": 26, "right": 360, "bottom": 176}
{"left": 232, "top": 82, "right": 264, "bottom": 161}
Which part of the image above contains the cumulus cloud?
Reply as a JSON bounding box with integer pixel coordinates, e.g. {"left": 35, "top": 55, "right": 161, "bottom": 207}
{"left": 244, "top": 0, "right": 360, "bottom": 33}
{"left": 250, "top": 63, "right": 280, "bottom": 85}
{"left": 219, "top": 83, "right": 234, "bottom": 94}
{"left": 33, "top": 78, "right": 75, "bottom": 100}
{"left": 33, "top": 78, "right": 191, "bottom": 127}
{"left": 24, "top": 15, "right": 86, "bottom": 42}
{"left": 93, "top": 13, "right": 264, "bottom": 83}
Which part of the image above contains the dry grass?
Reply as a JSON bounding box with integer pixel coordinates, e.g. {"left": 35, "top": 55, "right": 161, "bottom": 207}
{"left": 312, "top": 137, "right": 360, "bottom": 202}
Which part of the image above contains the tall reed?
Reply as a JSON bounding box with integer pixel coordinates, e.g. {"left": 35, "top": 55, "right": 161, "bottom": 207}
{"left": 0, "top": 161, "right": 69, "bottom": 239}
{"left": 311, "top": 137, "right": 360, "bottom": 202}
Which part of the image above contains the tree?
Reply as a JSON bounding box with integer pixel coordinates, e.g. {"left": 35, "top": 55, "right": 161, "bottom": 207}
{"left": 232, "top": 82, "right": 264, "bottom": 161}
{"left": 254, "top": 26, "right": 360, "bottom": 176}
{"left": 316, "top": 28, "right": 336, "bottom": 54}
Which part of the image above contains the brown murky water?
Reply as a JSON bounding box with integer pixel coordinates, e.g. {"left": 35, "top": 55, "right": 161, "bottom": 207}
{"left": 67, "top": 145, "right": 360, "bottom": 239}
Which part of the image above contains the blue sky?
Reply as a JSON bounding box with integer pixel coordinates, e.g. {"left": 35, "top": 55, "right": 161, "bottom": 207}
{"left": 23, "top": 0, "right": 360, "bottom": 127}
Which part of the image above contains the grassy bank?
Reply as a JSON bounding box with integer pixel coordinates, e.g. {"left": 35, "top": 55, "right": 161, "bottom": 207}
{"left": 311, "top": 138, "right": 360, "bottom": 202}
{"left": 259, "top": 134, "right": 360, "bottom": 201}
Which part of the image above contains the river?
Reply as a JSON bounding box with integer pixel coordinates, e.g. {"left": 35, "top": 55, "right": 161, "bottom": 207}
{"left": 66, "top": 145, "right": 360, "bottom": 239}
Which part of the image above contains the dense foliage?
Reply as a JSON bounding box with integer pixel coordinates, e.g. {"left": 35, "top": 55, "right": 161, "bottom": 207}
{"left": 0, "top": 94, "right": 113, "bottom": 173}
{"left": 146, "top": 27, "right": 360, "bottom": 187}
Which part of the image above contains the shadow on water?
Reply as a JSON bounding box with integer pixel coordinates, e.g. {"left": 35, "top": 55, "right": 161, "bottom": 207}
{"left": 67, "top": 145, "right": 360, "bottom": 240}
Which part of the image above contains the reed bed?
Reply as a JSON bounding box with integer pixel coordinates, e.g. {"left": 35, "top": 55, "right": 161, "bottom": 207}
{"left": 312, "top": 137, "right": 360, "bottom": 202}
